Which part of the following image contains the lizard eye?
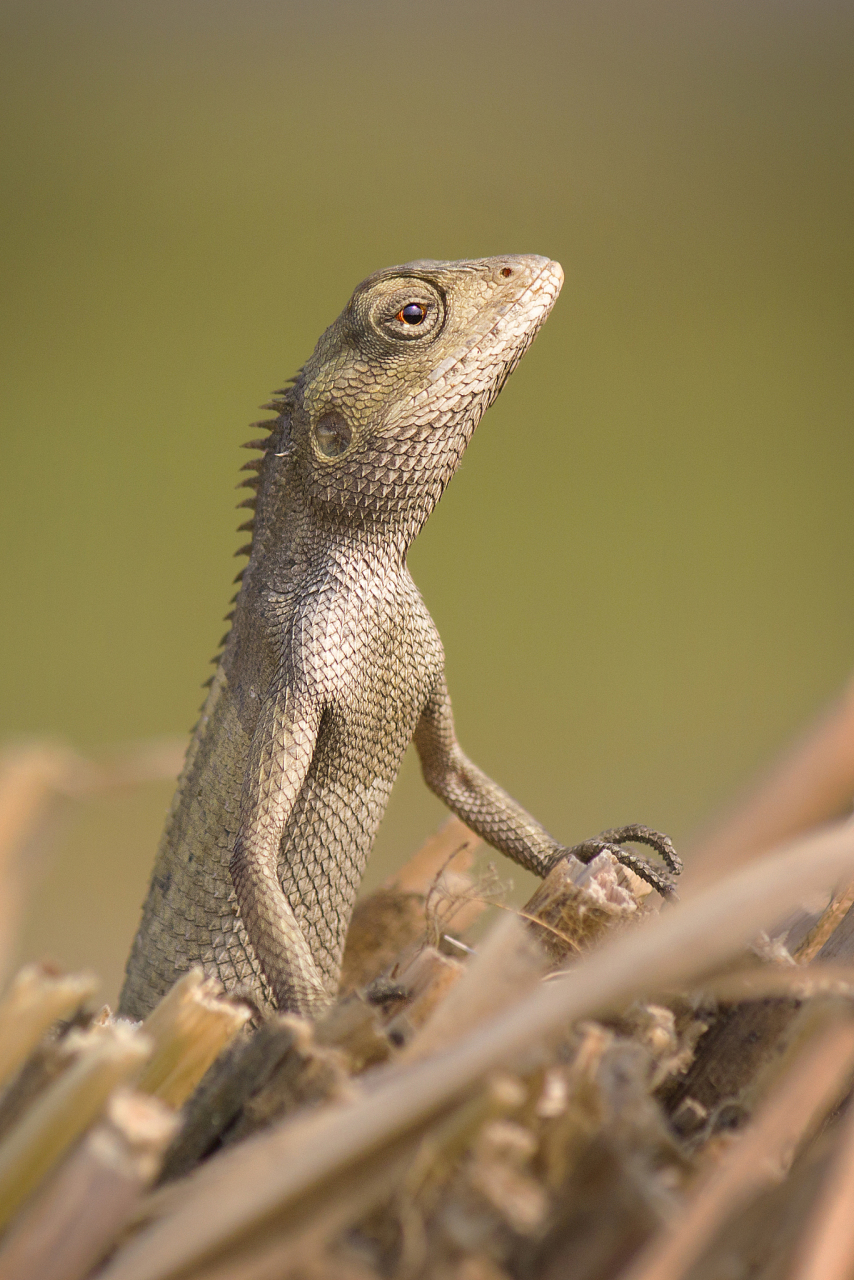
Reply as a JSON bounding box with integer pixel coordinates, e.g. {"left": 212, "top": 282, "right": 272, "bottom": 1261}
{"left": 371, "top": 283, "right": 443, "bottom": 342}
{"left": 396, "top": 303, "right": 427, "bottom": 325}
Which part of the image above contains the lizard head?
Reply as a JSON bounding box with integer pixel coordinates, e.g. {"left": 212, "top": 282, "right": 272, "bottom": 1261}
{"left": 287, "top": 254, "right": 564, "bottom": 541}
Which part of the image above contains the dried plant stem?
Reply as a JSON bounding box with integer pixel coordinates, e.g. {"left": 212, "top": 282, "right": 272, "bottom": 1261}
{"left": 97, "top": 818, "right": 854, "bottom": 1280}
{"left": 184, "top": 1080, "right": 522, "bottom": 1280}
{"left": 0, "top": 1023, "right": 151, "bottom": 1230}
{"left": 0, "top": 1088, "right": 177, "bottom": 1280}
{"left": 795, "top": 877, "right": 854, "bottom": 962}
{"left": 666, "top": 844, "right": 854, "bottom": 1123}
{"left": 339, "top": 818, "right": 481, "bottom": 994}
{"left": 0, "top": 746, "right": 86, "bottom": 862}
{"left": 786, "top": 1090, "right": 854, "bottom": 1280}
{"left": 388, "top": 817, "right": 481, "bottom": 894}
{"left": 0, "top": 965, "right": 98, "bottom": 1094}
{"left": 76, "top": 738, "right": 187, "bottom": 793}
{"left": 400, "top": 915, "right": 547, "bottom": 1062}
{"left": 395, "top": 1074, "right": 526, "bottom": 1278}
{"left": 693, "top": 960, "right": 854, "bottom": 1004}
{"left": 155, "top": 1017, "right": 309, "bottom": 1185}
{"left": 619, "top": 1016, "right": 854, "bottom": 1280}
{"left": 0, "top": 745, "right": 88, "bottom": 983}
{"left": 183, "top": 1134, "right": 417, "bottom": 1280}
{"left": 384, "top": 947, "right": 464, "bottom": 1042}
{"left": 521, "top": 851, "right": 640, "bottom": 962}
{"left": 0, "top": 736, "right": 186, "bottom": 988}
{"left": 684, "top": 672, "right": 854, "bottom": 893}
{"left": 137, "top": 968, "right": 251, "bottom": 1109}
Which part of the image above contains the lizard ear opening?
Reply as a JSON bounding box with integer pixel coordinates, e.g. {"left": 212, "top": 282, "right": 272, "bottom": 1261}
{"left": 313, "top": 412, "right": 352, "bottom": 458}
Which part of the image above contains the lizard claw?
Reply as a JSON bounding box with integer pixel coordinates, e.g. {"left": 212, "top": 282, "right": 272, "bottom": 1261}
{"left": 555, "top": 824, "right": 682, "bottom": 900}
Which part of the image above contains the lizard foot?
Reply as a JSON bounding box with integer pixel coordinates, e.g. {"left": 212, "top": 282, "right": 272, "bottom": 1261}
{"left": 557, "top": 824, "right": 682, "bottom": 900}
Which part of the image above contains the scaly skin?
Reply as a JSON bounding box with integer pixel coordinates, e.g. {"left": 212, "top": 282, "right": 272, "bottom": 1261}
{"left": 119, "top": 255, "right": 680, "bottom": 1020}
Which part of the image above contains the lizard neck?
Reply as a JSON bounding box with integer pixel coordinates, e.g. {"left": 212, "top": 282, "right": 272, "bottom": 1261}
{"left": 260, "top": 436, "right": 417, "bottom": 579}
{"left": 243, "top": 465, "right": 413, "bottom": 616}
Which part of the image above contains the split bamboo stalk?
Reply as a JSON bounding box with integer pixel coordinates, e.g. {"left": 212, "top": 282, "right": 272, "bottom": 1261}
{"left": 0, "top": 965, "right": 98, "bottom": 1095}
{"left": 666, "top": 831, "right": 854, "bottom": 1123}
{"left": 0, "top": 1088, "right": 177, "bottom": 1280}
{"left": 394, "top": 1073, "right": 527, "bottom": 1278}
{"left": 0, "top": 746, "right": 87, "bottom": 861}
{"left": 384, "top": 946, "right": 464, "bottom": 1037}
{"left": 618, "top": 1014, "right": 854, "bottom": 1280}
{"left": 0, "top": 1022, "right": 151, "bottom": 1230}
{"left": 78, "top": 738, "right": 187, "bottom": 793}
{"left": 178, "top": 1078, "right": 523, "bottom": 1280}
{"left": 137, "top": 968, "right": 252, "bottom": 1109}
{"left": 97, "top": 816, "right": 854, "bottom": 1280}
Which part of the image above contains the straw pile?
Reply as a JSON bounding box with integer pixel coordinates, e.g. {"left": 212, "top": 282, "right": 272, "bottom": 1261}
{"left": 2, "top": 744, "right": 854, "bottom": 1279}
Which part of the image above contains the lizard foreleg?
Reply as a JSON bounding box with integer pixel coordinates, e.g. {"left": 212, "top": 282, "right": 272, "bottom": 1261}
{"left": 229, "top": 685, "right": 331, "bottom": 1015}
{"left": 414, "top": 676, "right": 681, "bottom": 897}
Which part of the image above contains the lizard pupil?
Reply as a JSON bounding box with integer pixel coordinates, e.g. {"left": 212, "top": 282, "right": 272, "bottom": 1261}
{"left": 398, "top": 303, "right": 426, "bottom": 325}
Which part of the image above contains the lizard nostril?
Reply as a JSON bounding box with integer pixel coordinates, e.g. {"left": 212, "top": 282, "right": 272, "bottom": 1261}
{"left": 500, "top": 267, "right": 513, "bottom": 278}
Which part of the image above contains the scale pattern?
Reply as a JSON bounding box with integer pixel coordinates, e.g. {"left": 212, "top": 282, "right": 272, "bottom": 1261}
{"left": 120, "top": 255, "right": 679, "bottom": 1021}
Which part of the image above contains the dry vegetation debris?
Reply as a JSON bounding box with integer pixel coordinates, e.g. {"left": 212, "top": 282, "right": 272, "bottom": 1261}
{"left": 1, "top": 744, "right": 854, "bottom": 1278}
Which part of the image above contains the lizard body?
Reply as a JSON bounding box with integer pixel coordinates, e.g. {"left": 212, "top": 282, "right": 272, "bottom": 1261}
{"left": 120, "top": 255, "right": 679, "bottom": 1020}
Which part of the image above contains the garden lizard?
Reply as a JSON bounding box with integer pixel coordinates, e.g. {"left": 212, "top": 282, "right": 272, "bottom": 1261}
{"left": 119, "top": 254, "right": 680, "bottom": 1020}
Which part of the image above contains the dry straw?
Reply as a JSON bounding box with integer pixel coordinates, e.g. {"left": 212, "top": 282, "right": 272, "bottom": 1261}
{"left": 2, "top": 730, "right": 854, "bottom": 1279}
{"left": 97, "top": 817, "right": 854, "bottom": 1280}
{"left": 0, "top": 1022, "right": 151, "bottom": 1230}
{"left": 137, "top": 968, "right": 252, "bottom": 1109}
{"left": 0, "top": 965, "right": 99, "bottom": 1094}
{"left": 0, "top": 1088, "right": 178, "bottom": 1280}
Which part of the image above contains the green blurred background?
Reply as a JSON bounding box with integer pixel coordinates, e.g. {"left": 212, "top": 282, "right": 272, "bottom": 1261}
{"left": 2, "top": 0, "right": 852, "bottom": 1003}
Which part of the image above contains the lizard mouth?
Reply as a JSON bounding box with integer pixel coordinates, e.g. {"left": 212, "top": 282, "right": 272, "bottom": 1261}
{"left": 476, "top": 255, "right": 565, "bottom": 375}
{"left": 470, "top": 255, "right": 564, "bottom": 355}
{"left": 407, "top": 257, "right": 564, "bottom": 414}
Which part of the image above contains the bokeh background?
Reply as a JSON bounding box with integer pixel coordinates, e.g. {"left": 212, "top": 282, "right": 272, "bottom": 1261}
{"left": 2, "top": 0, "right": 852, "bottom": 1003}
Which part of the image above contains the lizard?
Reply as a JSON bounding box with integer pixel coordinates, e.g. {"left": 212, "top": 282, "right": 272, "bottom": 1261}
{"left": 119, "top": 254, "right": 680, "bottom": 1021}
